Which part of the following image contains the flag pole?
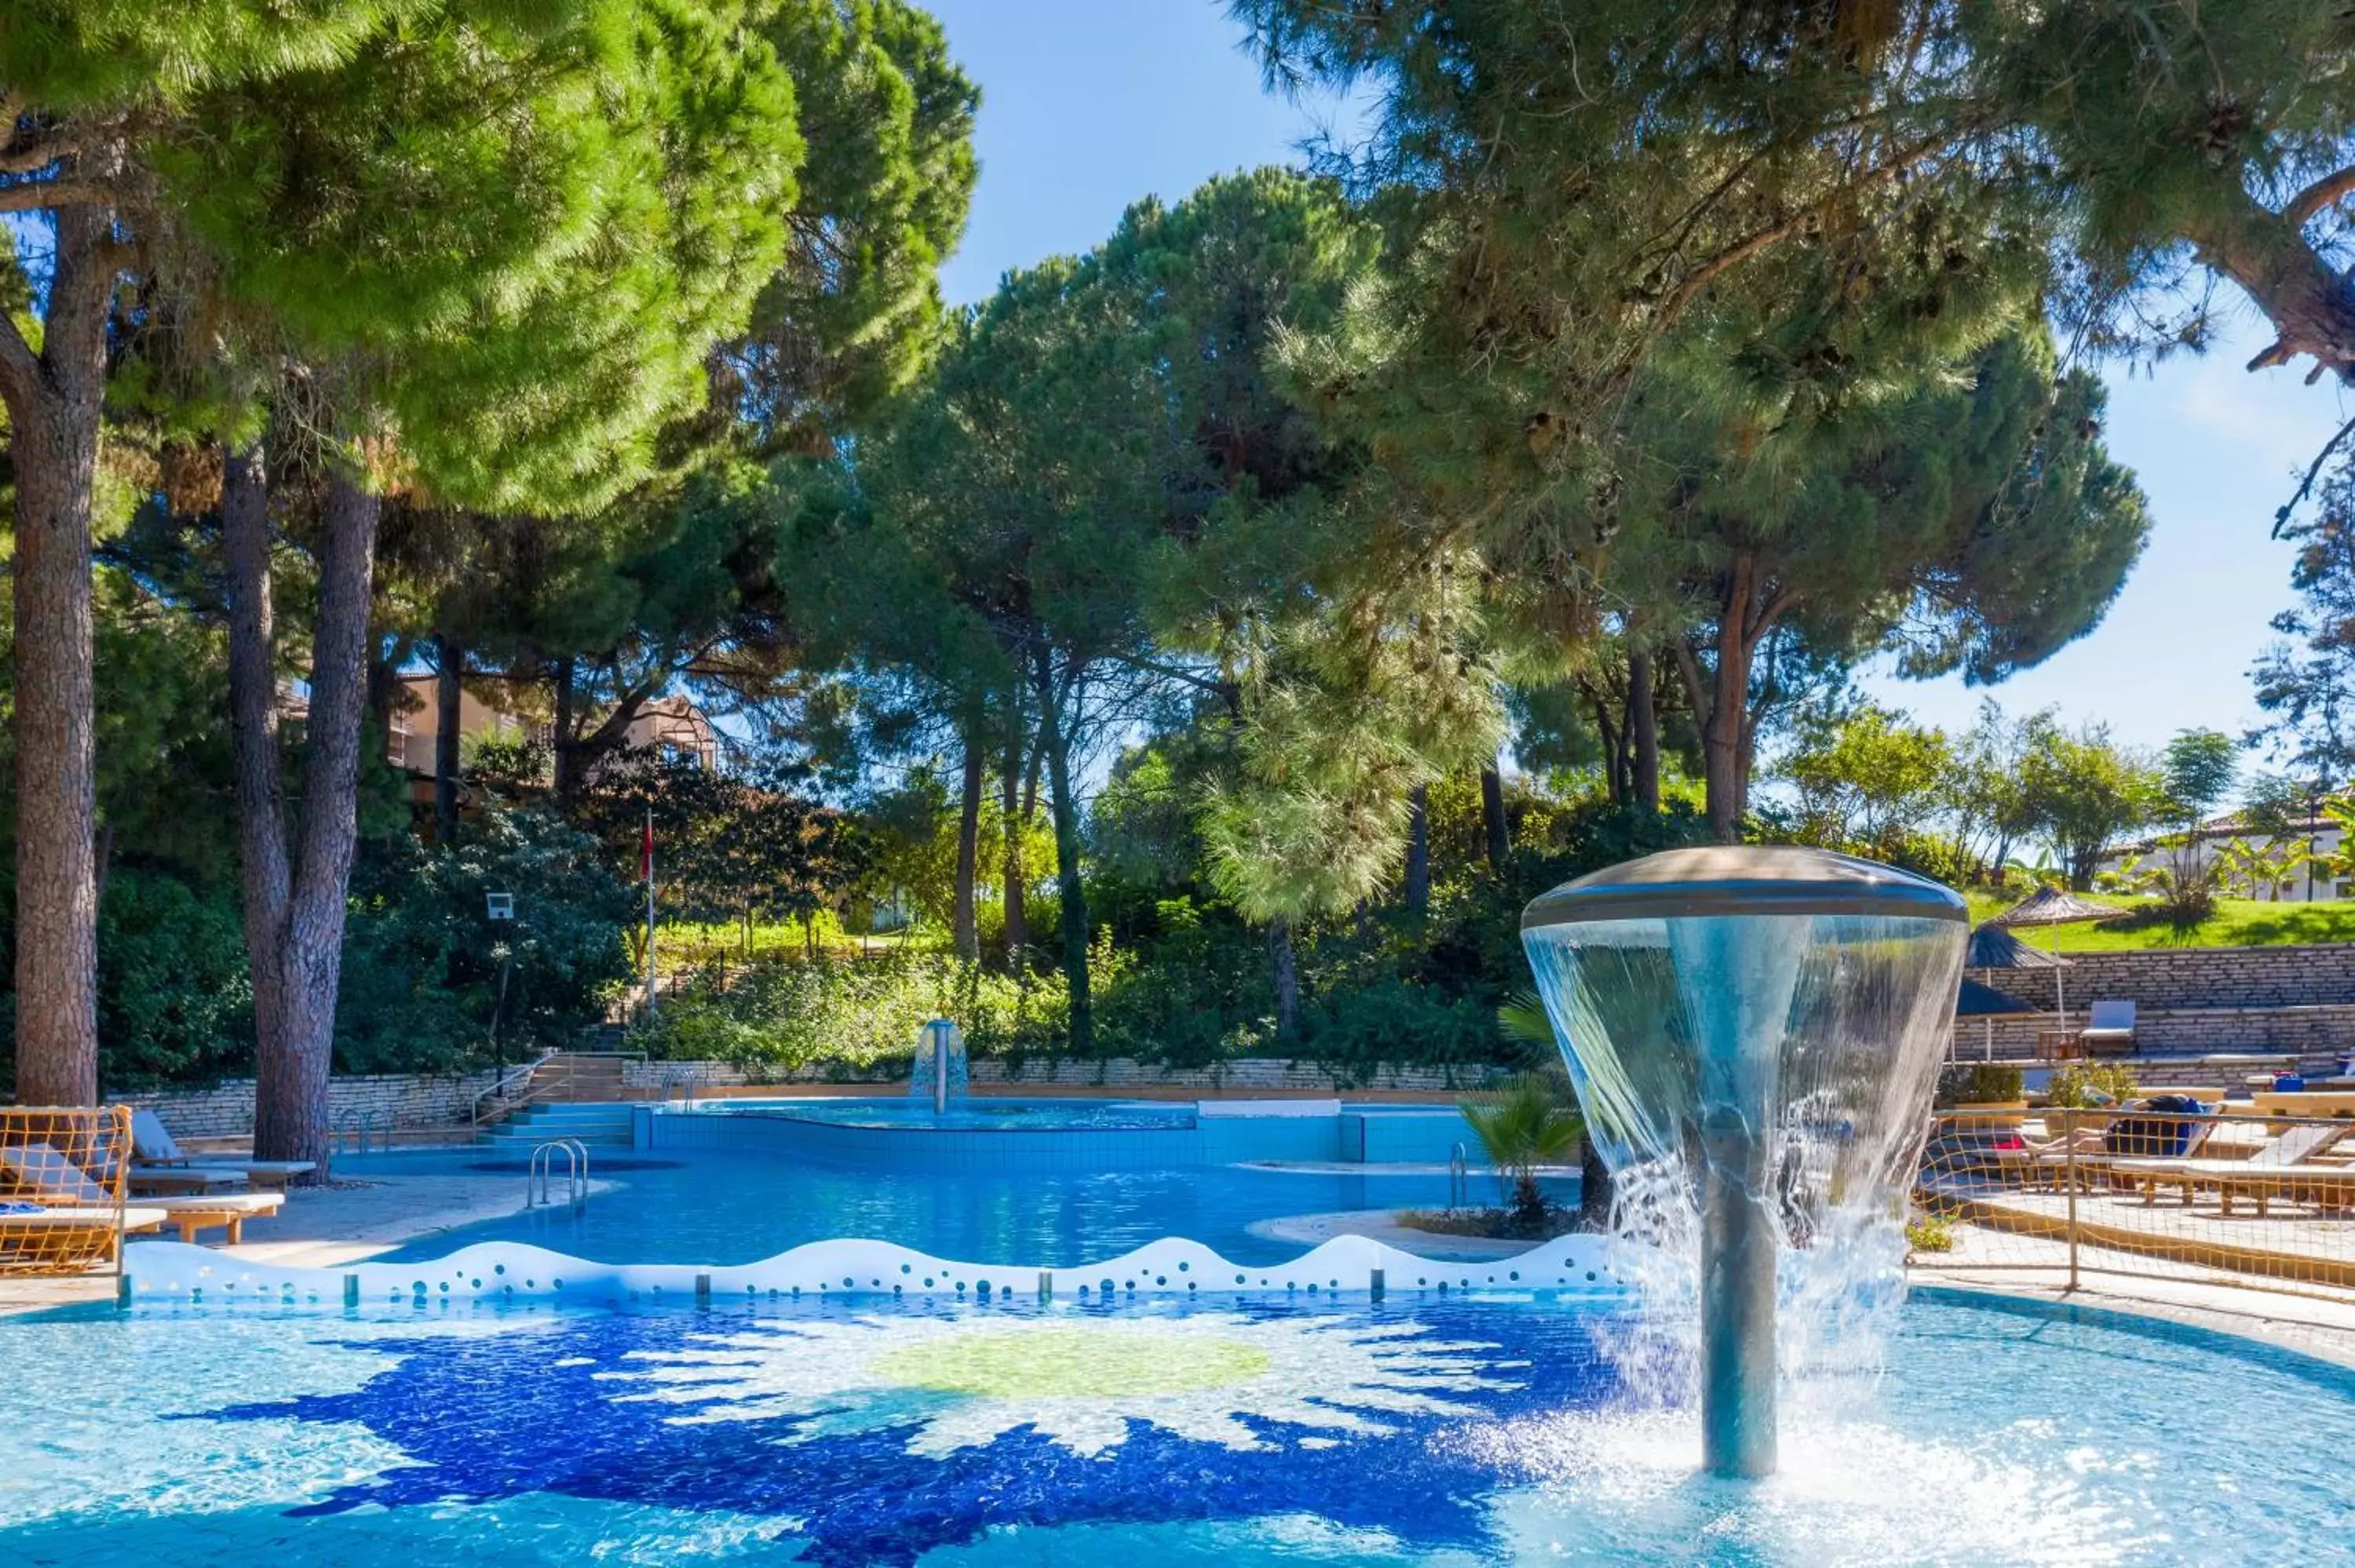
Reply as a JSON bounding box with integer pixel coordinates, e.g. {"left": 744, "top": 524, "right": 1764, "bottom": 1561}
{"left": 643, "top": 806, "right": 658, "bottom": 1019}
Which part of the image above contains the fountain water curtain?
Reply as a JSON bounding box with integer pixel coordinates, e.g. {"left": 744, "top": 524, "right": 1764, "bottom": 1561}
{"left": 1520, "top": 846, "right": 1966, "bottom": 1479}
{"left": 908, "top": 1018, "right": 969, "bottom": 1113}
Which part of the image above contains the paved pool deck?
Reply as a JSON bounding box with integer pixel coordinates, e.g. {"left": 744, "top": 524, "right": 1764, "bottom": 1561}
{"left": 0, "top": 1149, "right": 582, "bottom": 1315}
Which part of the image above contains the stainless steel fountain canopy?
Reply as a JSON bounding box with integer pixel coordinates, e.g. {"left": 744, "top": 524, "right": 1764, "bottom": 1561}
{"left": 1518, "top": 845, "right": 1970, "bottom": 1482}
{"left": 1521, "top": 845, "right": 1968, "bottom": 929}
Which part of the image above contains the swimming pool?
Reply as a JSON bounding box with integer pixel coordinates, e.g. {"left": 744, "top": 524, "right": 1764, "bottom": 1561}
{"left": 5, "top": 1287, "right": 2350, "bottom": 1564}
{"left": 351, "top": 1148, "right": 1572, "bottom": 1267}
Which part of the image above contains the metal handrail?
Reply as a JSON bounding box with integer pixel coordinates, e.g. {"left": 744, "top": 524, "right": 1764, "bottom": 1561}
{"left": 527, "top": 1138, "right": 591, "bottom": 1211}
{"left": 469, "top": 1051, "right": 560, "bottom": 1126}
{"left": 333, "top": 1109, "right": 381, "bottom": 1157}
{"left": 1448, "top": 1141, "right": 1470, "bottom": 1212}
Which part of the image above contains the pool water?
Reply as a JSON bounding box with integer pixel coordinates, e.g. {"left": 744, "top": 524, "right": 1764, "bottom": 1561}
{"left": 356, "top": 1150, "right": 1554, "bottom": 1268}
{"left": 706, "top": 1099, "right": 1201, "bottom": 1132}
{"left": 3, "top": 1289, "right": 2350, "bottom": 1564}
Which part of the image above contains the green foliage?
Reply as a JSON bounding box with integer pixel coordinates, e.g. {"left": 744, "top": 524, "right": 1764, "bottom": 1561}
{"left": 1461, "top": 1074, "right": 1583, "bottom": 1221}
{"left": 2017, "top": 716, "right": 2160, "bottom": 890}
{"left": 2047, "top": 1062, "right": 2138, "bottom": 1110}
{"left": 2161, "top": 730, "right": 2240, "bottom": 824}
{"left": 1781, "top": 702, "right": 1954, "bottom": 851}
{"left": 95, "top": 870, "right": 256, "bottom": 1089}
{"left": 631, "top": 950, "right": 1069, "bottom": 1073}
{"left": 2250, "top": 490, "right": 2355, "bottom": 790}
{"left": 336, "top": 807, "right": 635, "bottom": 1072}
{"left": 1905, "top": 1211, "right": 1958, "bottom": 1256}
{"left": 1936, "top": 1062, "right": 2025, "bottom": 1106}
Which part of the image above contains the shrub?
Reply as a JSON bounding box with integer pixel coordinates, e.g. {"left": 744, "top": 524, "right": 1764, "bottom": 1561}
{"left": 96, "top": 869, "right": 254, "bottom": 1088}
{"left": 1462, "top": 1073, "right": 1584, "bottom": 1221}
{"left": 1906, "top": 1210, "right": 1958, "bottom": 1254}
{"left": 1935, "top": 1061, "right": 2025, "bottom": 1105}
{"left": 2047, "top": 1061, "right": 2138, "bottom": 1108}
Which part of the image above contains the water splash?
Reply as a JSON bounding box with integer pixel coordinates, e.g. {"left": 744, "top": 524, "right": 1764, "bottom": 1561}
{"left": 907, "top": 1019, "right": 968, "bottom": 1110}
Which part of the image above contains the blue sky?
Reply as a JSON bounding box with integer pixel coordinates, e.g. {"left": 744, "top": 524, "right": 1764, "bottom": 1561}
{"left": 922, "top": 0, "right": 2355, "bottom": 765}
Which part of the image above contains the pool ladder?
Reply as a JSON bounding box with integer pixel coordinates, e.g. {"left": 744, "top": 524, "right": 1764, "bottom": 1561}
{"left": 332, "top": 1109, "right": 381, "bottom": 1157}
{"left": 1448, "top": 1141, "right": 1470, "bottom": 1211}
{"left": 528, "top": 1139, "right": 591, "bottom": 1212}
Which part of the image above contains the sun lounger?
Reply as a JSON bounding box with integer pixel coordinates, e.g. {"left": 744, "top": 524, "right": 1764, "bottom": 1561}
{"left": 128, "top": 1165, "right": 249, "bottom": 1196}
{"left": 2105, "top": 1159, "right": 2355, "bottom": 1216}
{"left": 143, "top": 1191, "right": 285, "bottom": 1243}
{"left": 1, "top": 1141, "right": 284, "bottom": 1244}
{"left": 2076, "top": 1000, "right": 2138, "bottom": 1057}
{"left": 2105, "top": 1121, "right": 2355, "bottom": 1214}
{"left": 129, "top": 1110, "right": 315, "bottom": 1189}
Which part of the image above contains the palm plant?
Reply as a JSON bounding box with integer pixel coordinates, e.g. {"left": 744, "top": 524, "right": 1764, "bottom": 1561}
{"left": 1461, "top": 1073, "right": 1584, "bottom": 1223}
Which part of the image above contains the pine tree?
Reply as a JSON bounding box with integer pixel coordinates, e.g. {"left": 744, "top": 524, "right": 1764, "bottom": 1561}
{"left": 2, "top": 0, "right": 487, "bottom": 1103}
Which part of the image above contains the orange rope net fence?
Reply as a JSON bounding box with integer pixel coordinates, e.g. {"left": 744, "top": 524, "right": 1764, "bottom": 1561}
{"left": 1913, "top": 1106, "right": 2355, "bottom": 1297}
{"left": 0, "top": 1105, "right": 134, "bottom": 1276}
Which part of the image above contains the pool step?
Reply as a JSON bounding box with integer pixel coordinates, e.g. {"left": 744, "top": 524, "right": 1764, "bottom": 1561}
{"left": 480, "top": 1102, "right": 637, "bottom": 1149}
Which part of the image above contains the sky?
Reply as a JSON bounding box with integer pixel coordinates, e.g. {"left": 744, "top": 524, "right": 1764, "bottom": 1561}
{"left": 921, "top": 0, "right": 2353, "bottom": 764}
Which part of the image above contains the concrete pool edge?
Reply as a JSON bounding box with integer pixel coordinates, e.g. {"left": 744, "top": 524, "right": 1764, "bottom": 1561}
{"left": 1906, "top": 1271, "right": 2355, "bottom": 1372}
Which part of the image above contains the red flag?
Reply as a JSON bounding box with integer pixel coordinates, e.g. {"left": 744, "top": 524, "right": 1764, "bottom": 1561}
{"left": 641, "top": 812, "right": 654, "bottom": 882}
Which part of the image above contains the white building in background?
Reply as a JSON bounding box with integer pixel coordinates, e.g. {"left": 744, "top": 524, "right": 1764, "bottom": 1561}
{"left": 2094, "top": 811, "right": 2349, "bottom": 903}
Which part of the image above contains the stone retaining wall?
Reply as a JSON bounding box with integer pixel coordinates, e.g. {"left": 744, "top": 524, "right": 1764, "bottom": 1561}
{"left": 622, "top": 1057, "right": 1515, "bottom": 1094}
{"left": 1984, "top": 942, "right": 2355, "bottom": 1012}
{"left": 1955, "top": 1004, "right": 2355, "bottom": 1075}
{"left": 116, "top": 1069, "right": 505, "bottom": 1141}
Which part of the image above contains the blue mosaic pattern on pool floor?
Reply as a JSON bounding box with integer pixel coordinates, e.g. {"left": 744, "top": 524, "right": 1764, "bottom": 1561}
{"left": 195, "top": 1296, "right": 1620, "bottom": 1567}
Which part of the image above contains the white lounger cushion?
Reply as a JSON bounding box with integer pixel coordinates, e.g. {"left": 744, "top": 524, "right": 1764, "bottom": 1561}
{"left": 0, "top": 1142, "right": 113, "bottom": 1205}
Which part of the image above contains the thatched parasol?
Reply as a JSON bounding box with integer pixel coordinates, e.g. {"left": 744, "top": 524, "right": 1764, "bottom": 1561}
{"left": 1991, "top": 888, "right": 2126, "bottom": 1031}
{"left": 1952, "top": 968, "right": 2040, "bottom": 1062}
{"left": 1959, "top": 921, "right": 2072, "bottom": 1060}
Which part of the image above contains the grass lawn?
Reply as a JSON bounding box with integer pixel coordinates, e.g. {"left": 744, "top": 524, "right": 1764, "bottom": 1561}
{"left": 1959, "top": 892, "right": 2355, "bottom": 950}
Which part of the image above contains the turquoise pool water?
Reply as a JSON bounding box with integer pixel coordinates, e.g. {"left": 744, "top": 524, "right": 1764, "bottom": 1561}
{"left": 700, "top": 1099, "right": 1201, "bottom": 1131}
{"left": 4, "top": 1289, "right": 2350, "bottom": 1564}
{"left": 355, "top": 1149, "right": 1565, "bottom": 1268}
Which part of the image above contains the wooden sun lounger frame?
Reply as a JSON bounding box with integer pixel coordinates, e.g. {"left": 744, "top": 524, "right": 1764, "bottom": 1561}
{"left": 2105, "top": 1159, "right": 2355, "bottom": 1218}
{"left": 146, "top": 1192, "right": 286, "bottom": 1243}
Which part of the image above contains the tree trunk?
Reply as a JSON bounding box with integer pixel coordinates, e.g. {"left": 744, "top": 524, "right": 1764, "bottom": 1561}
{"left": 1032, "top": 655, "right": 1091, "bottom": 1055}
{"left": 1404, "top": 783, "right": 1431, "bottom": 917}
{"left": 1001, "top": 735, "right": 1029, "bottom": 968}
{"left": 1269, "top": 915, "right": 1300, "bottom": 1041}
{"left": 365, "top": 635, "right": 400, "bottom": 779}
{"left": 1627, "top": 647, "right": 1660, "bottom": 813}
{"left": 223, "top": 448, "right": 294, "bottom": 1144}
{"left": 952, "top": 727, "right": 982, "bottom": 963}
{"left": 229, "top": 459, "right": 384, "bottom": 1178}
{"left": 0, "top": 206, "right": 113, "bottom": 1105}
{"left": 550, "top": 658, "right": 579, "bottom": 803}
{"left": 1579, "top": 1135, "right": 1614, "bottom": 1231}
{"left": 1480, "top": 761, "right": 1510, "bottom": 868}
{"left": 435, "top": 636, "right": 464, "bottom": 843}
{"left": 1685, "top": 555, "right": 1765, "bottom": 844}
{"left": 1586, "top": 683, "right": 1625, "bottom": 805}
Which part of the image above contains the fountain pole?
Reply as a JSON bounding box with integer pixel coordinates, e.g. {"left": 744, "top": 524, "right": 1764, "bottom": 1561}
{"left": 931, "top": 1021, "right": 949, "bottom": 1115}
{"left": 1697, "top": 1106, "right": 1777, "bottom": 1477}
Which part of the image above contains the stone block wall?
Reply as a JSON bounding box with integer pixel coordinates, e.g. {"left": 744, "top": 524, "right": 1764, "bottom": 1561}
{"left": 1982, "top": 943, "right": 2355, "bottom": 1012}
{"left": 118, "top": 1069, "right": 504, "bottom": 1142}
{"left": 1955, "top": 1005, "right": 2355, "bottom": 1076}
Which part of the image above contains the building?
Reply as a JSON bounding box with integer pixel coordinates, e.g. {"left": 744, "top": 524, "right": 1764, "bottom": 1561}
{"left": 389, "top": 676, "right": 720, "bottom": 793}
{"left": 2094, "top": 811, "right": 2349, "bottom": 903}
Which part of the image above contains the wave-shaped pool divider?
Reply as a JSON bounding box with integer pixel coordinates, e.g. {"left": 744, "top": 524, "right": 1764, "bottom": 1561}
{"left": 121, "top": 1232, "right": 1629, "bottom": 1310}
